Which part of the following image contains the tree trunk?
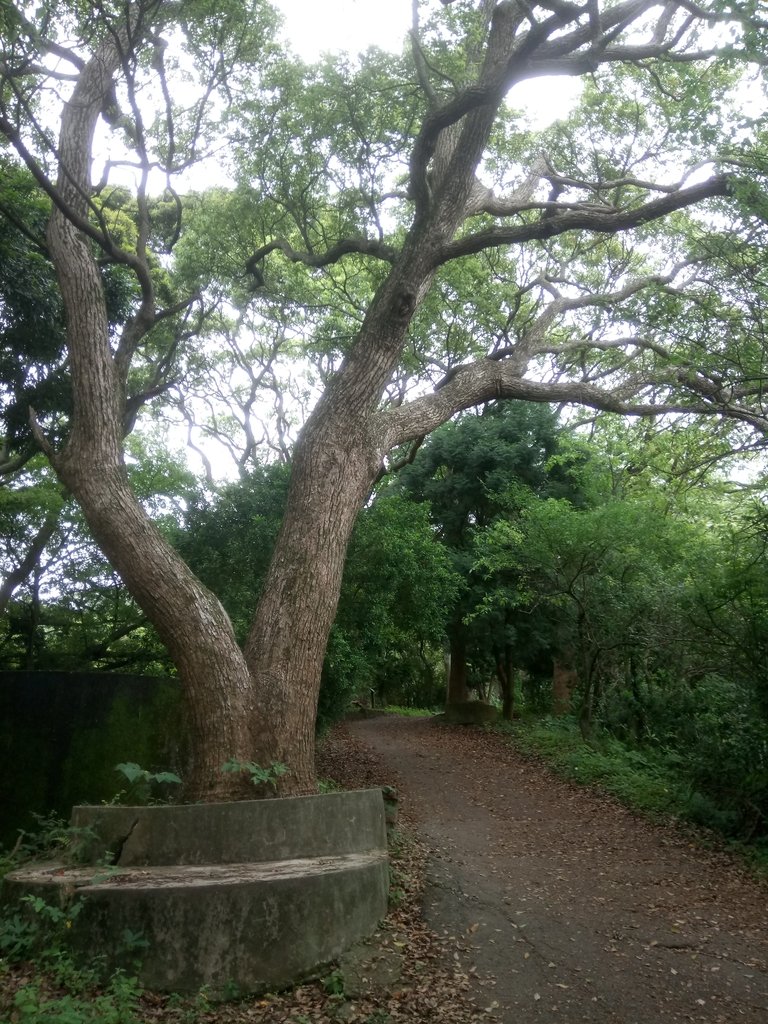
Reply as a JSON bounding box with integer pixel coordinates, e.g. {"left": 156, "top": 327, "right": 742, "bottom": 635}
{"left": 53, "top": 455, "right": 261, "bottom": 800}
{"left": 552, "top": 657, "right": 578, "bottom": 716}
{"left": 446, "top": 621, "right": 471, "bottom": 704}
{"left": 24, "top": 567, "right": 41, "bottom": 670}
{"left": 32, "top": 2, "right": 563, "bottom": 801}
{"left": 43, "top": 32, "right": 261, "bottom": 802}
{"left": 243, "top": 412, "right": 382, "bottom": 791}
{"left": 496, "top": 644, "right": 516, "bottom": 721}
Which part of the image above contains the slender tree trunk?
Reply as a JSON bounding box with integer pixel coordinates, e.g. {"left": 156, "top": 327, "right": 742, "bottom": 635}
{"left": 497, "top": 644, "right": 516, "bottom": 720}
{"left": 446, "top": 621, "right": 471, "bottom": 704}
{"left": 24, "top": 567, "right": 41, "bottom": 670}
{"left": 0, "top": 510, "right": 59, "bottom": 617}
{"left": 552, "top": 657, "right": 578, "bottom": 716}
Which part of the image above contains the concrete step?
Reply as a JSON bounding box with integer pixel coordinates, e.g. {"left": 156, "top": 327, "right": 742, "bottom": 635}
{"left": 1, "top": 790, "right": 390, "bottom": 994}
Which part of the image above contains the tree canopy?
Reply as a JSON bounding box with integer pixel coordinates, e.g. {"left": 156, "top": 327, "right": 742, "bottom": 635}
{"left": 2, "top": 0, "right": 768, "bottom": 799}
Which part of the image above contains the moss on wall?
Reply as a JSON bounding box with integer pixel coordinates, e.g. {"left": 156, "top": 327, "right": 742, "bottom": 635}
{"left": 0, "top": 672, "right": 185, "bottom": 847}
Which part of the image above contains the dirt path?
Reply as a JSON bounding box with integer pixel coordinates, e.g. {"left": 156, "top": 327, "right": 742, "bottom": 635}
{"left": 347, "top": 715, "right": 768, "bottom": 1024}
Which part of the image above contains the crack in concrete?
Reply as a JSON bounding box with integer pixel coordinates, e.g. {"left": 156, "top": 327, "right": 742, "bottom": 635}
{"left": 110, "top": 817, "right": 139, "bottom": 866}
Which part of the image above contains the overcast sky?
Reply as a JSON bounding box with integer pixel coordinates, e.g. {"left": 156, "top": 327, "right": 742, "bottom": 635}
{"left": 272, "top": 0, "right": 413, "bottom": 60}
{"left": 270, "top": 0, "right": 580, "bottom": 127}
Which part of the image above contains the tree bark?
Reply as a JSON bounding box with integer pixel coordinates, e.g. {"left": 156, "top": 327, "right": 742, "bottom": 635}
{"left": 42, "top": 24, "right": 260, "bottom": 802}
{"left": 446, "top": 621, "right": 471, "bottom": 704}
{"left": 552, "top": 657, "right": 578, "bottom": 716}
{"left": 243, "top": 413, "right": 383, "bottom": 791}
{"left": 496, "top": 643, "right": 516, "bottom": 720}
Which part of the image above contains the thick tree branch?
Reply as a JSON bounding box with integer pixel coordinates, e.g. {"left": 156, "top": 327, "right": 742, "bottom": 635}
{"left": 0, "top": 445, "right": 39, "bottom": 478}
{"left": 246, "top": 236, "right": 399, "bottom": 280}
{"left": 437, "top": 175, "right": 731, "bottom": 263}
{"left": 0, "top": 61, "right": 79, "bottom": 80}
{"left": 531, "top": 45, "right": 723, "bottom": 76}
{"left": 407, "top": 1, "right": 735, "bottom": 222}
{"left": 0, "top": 508, "right": 60, "bottom": 617}
{"left": 380, "top": 358, "right": 768, "bottom": 450}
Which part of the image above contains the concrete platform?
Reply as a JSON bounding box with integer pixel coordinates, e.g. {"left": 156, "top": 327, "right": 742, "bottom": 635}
{"left": 69, "top": 787, "right": 387, "bottom": 866}
{"left": 2, "top": 789, "right": 389, "bottom": 994}
{"left": 443, "top": 701, "right": 500, "bottom": 725}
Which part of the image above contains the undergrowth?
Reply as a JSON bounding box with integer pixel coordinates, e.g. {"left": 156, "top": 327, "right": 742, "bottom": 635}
{"left": 0, "top": 813, "right": 146, "bottom": 1023}
{"left": 0, "top": 893, "right": 145, "bottom": 1024}
{"left": 384, "top": 705, "right": 438, "bottom": 718}
{"left": 503, "top": 716, "right": 768, "bottom": 873}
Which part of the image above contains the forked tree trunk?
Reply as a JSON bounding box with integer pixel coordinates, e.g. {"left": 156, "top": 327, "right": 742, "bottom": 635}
{"left": 36, "top": 2, "right": 546, "bottom": 801}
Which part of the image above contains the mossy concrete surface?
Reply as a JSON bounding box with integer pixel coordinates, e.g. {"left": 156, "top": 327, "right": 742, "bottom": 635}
{"left": 4, "top": 854, "right": 388, "bottom": 993}
{"left": 443, "top": 701, "right": 500, "bottom": 726}
{"left": 2, "top": 789, "right": 389, "bottom": 994}
{"left": 0, "top": 671, "right": 184, "bottom": 846}
{"left": 70, "top": 788, "right": 387, "bottom": 866}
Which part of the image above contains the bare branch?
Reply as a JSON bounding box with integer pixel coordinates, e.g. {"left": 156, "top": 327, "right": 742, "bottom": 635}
{"left": 0, "top": 61, "right": 79, "bottom": 81}
{"left": 410, "top": 0, "right": 438, "bottom": 108}
{"left": 437, "top": 175, "right": 731, "bottom": 264}
{"left": 0, "top": 446, "right": 39, "bottom": 478}
{"left": 380, "top": 357, "right": 768, "bottom": 450}
{"left": 115, "top": 290, "right": 200, "bottom": 384}
{"left": 470, "top": 152, "right": 550, "bottom": 216}
{"left": 0, "top": 507, "right": 61, "bottom": 616}
{"left": 246, "top": 236, "right": 399, "bottom": 280}
{"left": 28, "top": 407, "right": 57, "bottom": 460}
{"left": 542, "top": 158, "right": 715, "bottom": 197}
{"left": 535, "top": 333, "right": 674, "bottom": 360}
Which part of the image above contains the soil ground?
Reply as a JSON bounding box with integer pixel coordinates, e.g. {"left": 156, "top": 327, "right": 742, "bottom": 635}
{"left": 343, "top": 713, "right": 768, "bottom": 1024}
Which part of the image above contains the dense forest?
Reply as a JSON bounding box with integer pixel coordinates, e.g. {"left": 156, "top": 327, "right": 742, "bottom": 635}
{"left": 1, "top": 0, "right": 768, "bottom": 833}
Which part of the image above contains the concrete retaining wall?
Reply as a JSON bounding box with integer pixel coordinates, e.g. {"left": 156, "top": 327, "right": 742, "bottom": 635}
{"left": 70, "top": 788, "right": 387, "bottom": 866}
{"left": 3, "top": 789, "right": 389, "bottom": 995}
{"left": 0, "top": 671, "right": 184, "bottom": 845}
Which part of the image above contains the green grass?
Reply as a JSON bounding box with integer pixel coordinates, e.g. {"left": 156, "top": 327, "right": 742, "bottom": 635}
{"left": 383, "top": 705, "right": 438, "bottom": 718}
{"left": 504, "top": 716, "right": 684, "bottom": 817}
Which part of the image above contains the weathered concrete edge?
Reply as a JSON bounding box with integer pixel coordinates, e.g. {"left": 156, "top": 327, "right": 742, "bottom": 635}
{"left": 70, "top": 787, "right": 387, "bottom": 866}
{"left": 4, "top": 852, "right": 387, "bottom": 890}
{"left": 4, "top": 853, "right": 389, "bottom": 994}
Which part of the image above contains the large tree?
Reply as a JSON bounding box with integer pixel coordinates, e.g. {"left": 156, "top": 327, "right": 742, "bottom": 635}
{"left": 1, "top": 0, "right": 767, "bottom": 799}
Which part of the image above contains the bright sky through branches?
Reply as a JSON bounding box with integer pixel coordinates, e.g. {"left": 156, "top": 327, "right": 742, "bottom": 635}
{"left": 271, "top": 0, "right": 581, "bottom": 127}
